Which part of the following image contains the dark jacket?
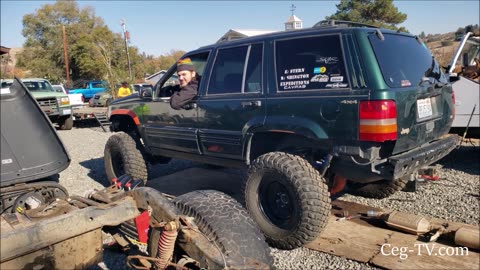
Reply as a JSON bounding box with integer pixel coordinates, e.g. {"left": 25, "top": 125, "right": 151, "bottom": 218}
{"left": 170, "top": 80, "right": 198, "bottom": 110}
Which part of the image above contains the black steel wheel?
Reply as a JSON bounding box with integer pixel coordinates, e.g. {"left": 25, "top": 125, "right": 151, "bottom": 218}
{"left": 243, "top": 152, "right": 331, "bottom": 250}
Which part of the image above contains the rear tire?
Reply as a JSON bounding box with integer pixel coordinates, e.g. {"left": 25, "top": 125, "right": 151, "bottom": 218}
{"left": 58, "top": 115, "right": 73, "bottom": 130}
{"left": 104, "top": 132, "right": 148, "bottom": 184}
{"left": 149, "top": 190, "right": 273, "bottom": 269}
{"left": 348, "top": 176, "right": 409, "bottom": 199}
{"left": 243, "top": 152, "right": 331, "bottom": 250}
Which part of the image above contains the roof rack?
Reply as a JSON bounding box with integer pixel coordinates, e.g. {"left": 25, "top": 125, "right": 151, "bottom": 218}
{"left": 313, "top": 20, "right": 378, "bottom": 29}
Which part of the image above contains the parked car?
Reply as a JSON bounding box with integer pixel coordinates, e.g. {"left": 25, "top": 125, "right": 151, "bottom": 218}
{"left": 1, "top": 78, "right": 73, "bottom": 130}
{"left": 89, "top": 91, "right": 112, "bottom": 107}
{"left": 67, "top": 80, "right": 109, "bottom": 101}
{"left": 104, "top": 20, "right": 459, "bottom": 250}
{"left": 52, "top": 84, "right": 85, "bottom": 109}
{"left": 446, "top": 32, "right": 479, "bottom": 136}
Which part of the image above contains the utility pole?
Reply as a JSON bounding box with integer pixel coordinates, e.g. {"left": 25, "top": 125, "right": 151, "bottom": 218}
{"left": 121, "top": 19, "right": 132, "bottom": 80}
{"left": 62, "top": 25, "right": 70, "bottom": 86}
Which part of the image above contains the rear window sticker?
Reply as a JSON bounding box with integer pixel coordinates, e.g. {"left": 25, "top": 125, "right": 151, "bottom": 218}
{"left": 285, "top": 68, "right": 305, "bottom": 74}
{"left": 316, "top": 56, "right": 339, "bottom": 64}
{"left": 310, "top": 74, "right": 329, "bottom": 82}
{"left": 326, "top": 83, "right": 348, "bottom": 88}
{"left": 330, "top": 76, "right": 344, "bottom": 82}
{"left": 279, "top": 80, "right": 310, "bottom": 90}
{"left": 313, "top": 66, "right": 327, "bottom": 74}
{"left": 401, "top": 80, "right": 411, "bottom": 87}
{"left": 286, "top": 74, "right": 309, "bottom": 80}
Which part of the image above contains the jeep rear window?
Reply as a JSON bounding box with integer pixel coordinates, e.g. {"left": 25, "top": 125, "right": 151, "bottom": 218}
{"left": 275, "top": 35, "right": 349, "bottom": 91}
{"left": 369, "top": 33, "right": 447, "bottom": 88}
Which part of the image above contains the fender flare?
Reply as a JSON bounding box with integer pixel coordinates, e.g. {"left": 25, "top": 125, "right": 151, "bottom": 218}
{"left": 110, "top": 109, "right": 141, "bottom": 126}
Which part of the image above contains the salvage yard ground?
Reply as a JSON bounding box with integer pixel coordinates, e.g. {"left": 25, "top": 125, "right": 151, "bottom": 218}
{"left": 58, "top": 127, "right": 479, "bottom": 270}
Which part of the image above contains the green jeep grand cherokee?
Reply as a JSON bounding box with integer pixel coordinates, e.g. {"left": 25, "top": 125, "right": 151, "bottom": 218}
{"left": 104, "top": 21, "right": 459, "bottom": 250}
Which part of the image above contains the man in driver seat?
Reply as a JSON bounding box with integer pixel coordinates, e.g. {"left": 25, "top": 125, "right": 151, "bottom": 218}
{"left": 170, "top": 57, "right": 198, "bottom": 109}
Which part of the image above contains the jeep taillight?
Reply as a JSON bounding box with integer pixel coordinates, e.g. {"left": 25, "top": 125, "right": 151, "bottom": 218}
{"left": 359, "top": 100, "right": 397, "bottom": 142}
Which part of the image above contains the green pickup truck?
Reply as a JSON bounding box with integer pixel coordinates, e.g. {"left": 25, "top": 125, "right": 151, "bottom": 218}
{"left": 1, "top": 78, "right": 73, "bottom": 130}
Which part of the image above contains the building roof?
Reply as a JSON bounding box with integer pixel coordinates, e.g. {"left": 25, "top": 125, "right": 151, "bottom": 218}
{"left": 0, "top": 46, "right": 11, "bottom": 55}
{"left": 286, "top": 15, "right": 302, "bottom": 23}
{"left": 217, "top": 29, "right": 278, "bottom": 43}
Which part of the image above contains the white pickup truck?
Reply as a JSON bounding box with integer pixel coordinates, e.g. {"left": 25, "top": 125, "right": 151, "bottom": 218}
{"left": 447, "top": 32, "right": 479, "bottom": 136}
{"left": 52, "top": 84, "right": 85, "bottom": 109}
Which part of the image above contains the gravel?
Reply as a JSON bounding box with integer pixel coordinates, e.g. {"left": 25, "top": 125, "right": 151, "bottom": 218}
{"left": 57, "top": 126, "right": 479, "bottom": 270}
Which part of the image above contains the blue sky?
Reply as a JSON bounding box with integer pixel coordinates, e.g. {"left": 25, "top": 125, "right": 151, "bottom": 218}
{"left": 1, "top": 0, "right": 479, "bottom": 57}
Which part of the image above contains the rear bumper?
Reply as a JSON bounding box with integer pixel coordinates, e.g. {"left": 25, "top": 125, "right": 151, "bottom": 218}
{"left": 380, "top": 134, "right": 459, "bottom": 180}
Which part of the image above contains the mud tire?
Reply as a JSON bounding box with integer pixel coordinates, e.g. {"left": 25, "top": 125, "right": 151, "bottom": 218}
{"left": 243, "top": 152, "right": 331, "bottom": 250}
{"left": 152, "top": 190, "right": 273, "bottom": 269}
{"left": 104, "top": 132, "right": 148, "bottom": 184}
{"left": 349, "top": 176, "right": 409, "bottom": 199}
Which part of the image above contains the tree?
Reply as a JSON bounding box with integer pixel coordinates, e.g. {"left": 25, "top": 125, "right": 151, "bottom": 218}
{"left": 419, "top": 31, "right": 426, "bottom": 39}
{"left": 16, "top": 0, "right": 138, "bottom": 86}
{"left": 326, "top": 0, "right": 408, "bottom": 32}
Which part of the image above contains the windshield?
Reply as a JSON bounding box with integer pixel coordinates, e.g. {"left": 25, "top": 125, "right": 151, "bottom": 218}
{"left": 23, "top": 81, "right": 56, "bottom": 92}
{"left": 455, "top": 37, "right": 479, "bottom": 67}
{"left": 369, "top": 33, "right": 448, "bottom": 87}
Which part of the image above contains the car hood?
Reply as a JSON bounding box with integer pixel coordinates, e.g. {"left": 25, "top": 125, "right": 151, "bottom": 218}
{"left": 0, "top": 78, "right": 71, "bottom": 187}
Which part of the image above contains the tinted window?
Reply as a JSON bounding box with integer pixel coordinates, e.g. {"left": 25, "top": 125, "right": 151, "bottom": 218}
{"left": 245, "top": 44, "right": 263, "bottom": 92}
{"left": 275, "top": 35, "right": 349, "bottom": 91}
{"left": 208, "top": 46, "right": 248, "bottom": 95}
{"left": 369, "top": 33, "right": 448, "bottom": 88}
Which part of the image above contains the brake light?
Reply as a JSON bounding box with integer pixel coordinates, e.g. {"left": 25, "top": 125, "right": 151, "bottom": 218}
{"left": 451, "top": 89, "right": 456, "bottom": 119}
{"left": 81, "top": 96, "right": 84, "bottom": 103}
{"left": 359, "top": 100, "right": 397, "bottom": 142}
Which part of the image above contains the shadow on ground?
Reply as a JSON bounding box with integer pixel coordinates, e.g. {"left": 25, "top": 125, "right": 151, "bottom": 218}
{"left": 147, "top": 160, "right": 244, "bottom": 201}
{"left": 79, "top": 158, "right": 110, "bottom": 187}
{"left": 433, "top": 143, "right": 480, "bottom": 175}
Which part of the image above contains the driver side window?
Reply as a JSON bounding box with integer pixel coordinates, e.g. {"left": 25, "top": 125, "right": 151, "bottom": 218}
{"left": 156, "top": 51, "right": 210, "bottom": 98}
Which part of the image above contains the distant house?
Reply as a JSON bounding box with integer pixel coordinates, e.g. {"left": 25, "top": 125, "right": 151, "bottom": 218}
{"left": 284, "top": 14, "right": 303, "bottom": 31}
{"left": 217, "top": 29, "right": 278, "bottom": 43}
{"left": 144, "top": 70, "right": 167, "bottom": 85}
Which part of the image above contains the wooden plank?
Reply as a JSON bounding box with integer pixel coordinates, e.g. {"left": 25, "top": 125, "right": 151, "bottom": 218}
{"left": 306, "top": 200, "right": 480, "bottom": 269}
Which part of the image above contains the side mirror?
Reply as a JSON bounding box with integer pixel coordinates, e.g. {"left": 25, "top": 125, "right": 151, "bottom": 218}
{"left": 141, "top": 88, "right": 152, "bottom": 98}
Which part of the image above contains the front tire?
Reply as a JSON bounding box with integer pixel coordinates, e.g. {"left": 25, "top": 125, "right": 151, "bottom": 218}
{"left": 148, "top": 190, "right": 273, "bottom": 269}
{"left": 104, "top": 132, "right": 148, "bottom": 184}
{"left": 243, "top": 152, "right": 331, "bottom": 250}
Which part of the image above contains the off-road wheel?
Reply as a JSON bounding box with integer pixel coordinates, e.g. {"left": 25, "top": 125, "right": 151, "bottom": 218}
{"left": 58, "top": 115, "right": 73, "bottom": 130}
{"left": 243, "top": 152, "right": 331, "bottom": 250}
{"left": 348, "top": 176, "right": 409, "bottom": 199}
{"left": 104, "top": 132, "right": 148, "bottom": 184}
{"left": 148, "top": 190, "right": 273, "bottom": 269}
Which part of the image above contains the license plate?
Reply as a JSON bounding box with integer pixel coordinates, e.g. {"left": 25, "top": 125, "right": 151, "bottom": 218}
{"left": 63, "top": 109, "right": 71, "bottom": 115}
{"left": 417, "top": 98, "right": 432, "bottom": 119}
